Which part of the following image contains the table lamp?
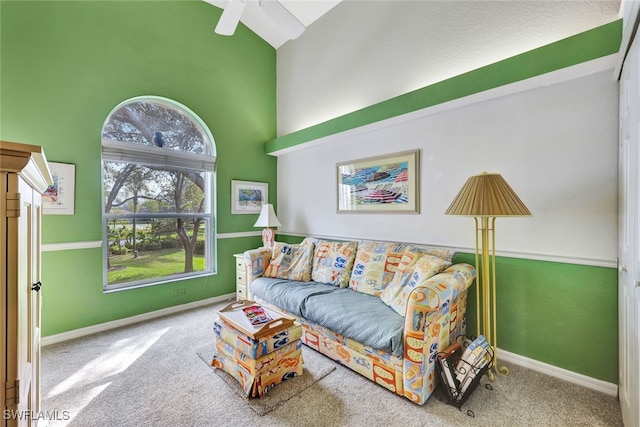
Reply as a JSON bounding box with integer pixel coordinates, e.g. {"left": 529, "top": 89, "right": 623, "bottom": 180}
{"left": 254, "top": 203, "right": 281, "bottom": 249}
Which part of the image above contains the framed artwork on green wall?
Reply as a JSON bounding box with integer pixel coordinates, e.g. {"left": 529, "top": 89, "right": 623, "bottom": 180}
{"left": 43, "top": 162, "right": 75, "bottom": 215}
{"left": 231, "top": 180, "right": 268, "bottom": 214}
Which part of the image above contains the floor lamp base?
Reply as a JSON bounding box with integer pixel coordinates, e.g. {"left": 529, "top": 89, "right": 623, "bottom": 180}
{"left": 476, "top": 217, "right": 510, "bottom": 382}
{"left": 488, "top": 363, "right": 509, "bottom": 382}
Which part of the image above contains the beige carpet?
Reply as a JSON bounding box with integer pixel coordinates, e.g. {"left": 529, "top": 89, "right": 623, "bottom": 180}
{"left": 40, "top": 299, "right": 624, "bottom": 426}
{"left": 195, "top": 342, "right": 336, "bottom": 416}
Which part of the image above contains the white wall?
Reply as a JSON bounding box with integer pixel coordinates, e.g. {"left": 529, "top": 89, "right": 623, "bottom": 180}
{"left": 277, "top": 1, "right": 619, "bottom": 135}
{"left": 276, "top": 70, "right": 618, "bottom": 266}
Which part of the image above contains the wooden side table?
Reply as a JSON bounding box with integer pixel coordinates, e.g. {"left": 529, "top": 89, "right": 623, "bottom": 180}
{"left": 234, "top": 253, "right": 247, "bottom": 300}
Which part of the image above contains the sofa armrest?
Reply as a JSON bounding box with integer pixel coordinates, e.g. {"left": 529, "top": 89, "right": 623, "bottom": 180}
{"left": 400, "top": 263, "right": 476, "bottom": 404}
{"left": 402, "top": 263, "right": 475, "bottom": 323}
{"left": 243, "top": 248, "right": 272, "bottom": 290}
{"left": 401, "top": 285, "right": 443, "bottom": 404}
{"left": 436, "top": 263, "right": 476, "bottom": 295}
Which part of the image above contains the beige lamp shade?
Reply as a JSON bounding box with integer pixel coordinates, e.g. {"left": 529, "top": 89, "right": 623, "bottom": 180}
{"left": 253, "top": 204, "right": 282, "bottom": 227}
{"left": 445, "top": 172, "right": 531, "bottom": 217}
{"left": 445, "top": 172, "right": 530, "bottom": 380}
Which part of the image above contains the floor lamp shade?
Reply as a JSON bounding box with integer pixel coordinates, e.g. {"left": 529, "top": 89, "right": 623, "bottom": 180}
{"left": 445, "top": 173, "right": 531, "bottom": 217}
{"left": 254, "top": 204, "right": 281, "bottom": 249}
{"left": 445, "top": 172, "right": 530, "bottom": 380}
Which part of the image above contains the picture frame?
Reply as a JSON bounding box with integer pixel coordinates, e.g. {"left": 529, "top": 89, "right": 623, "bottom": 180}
{"left": 231, "top": 180, "right": 268, "bottom": 214}
{"left": 337, "top": 149, "right": 420, "bottom": 213}
{"left": 43, "top": 162, "right": 76, "bottom": 215}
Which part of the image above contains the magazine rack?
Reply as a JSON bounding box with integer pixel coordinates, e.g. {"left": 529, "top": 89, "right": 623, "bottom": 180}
{"left": 435, "top": 336, "right": 494, "bottom": 417}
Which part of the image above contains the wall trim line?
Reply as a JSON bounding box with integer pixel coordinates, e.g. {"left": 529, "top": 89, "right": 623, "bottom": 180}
{"left": 42, "top": 232, "right": 262, "bottom": 252}
{"left": 42, "top": 241, "right": 102, "bottom": 252}
{"left": 499, "top": 348, "right": 618, "bottom": 396}
{"left": 41, "top": 293, "right": 234, "bottom": 346}
{"left": 217, "top": 231, "right": 262, "bottom": 239}
{"left": 277, "top": 232, "right": 616, "bottom": 268}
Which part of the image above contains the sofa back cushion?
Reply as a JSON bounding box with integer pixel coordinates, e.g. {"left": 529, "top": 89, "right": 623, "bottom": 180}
{"left": 405, "top": 244, "right": 456, "bottom": 263}
{"left": 312, "top": 240, "right": 358, "bottom": 287}
{"left": 381, "top": 253, "right": 452, "bottom": 316}
{"left": 348, "top": 241, "right": 406, "bottom": 296}
{"left": 264, "top": 240, "right": 315, "bottom": 282}
{"left": 349, "top": 241, "right": 456, "bottom": 296}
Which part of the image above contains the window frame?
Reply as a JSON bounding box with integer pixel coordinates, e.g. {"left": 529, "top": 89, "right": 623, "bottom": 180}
{"left": 100, "top": 96, "right": 217, "bottom": 292}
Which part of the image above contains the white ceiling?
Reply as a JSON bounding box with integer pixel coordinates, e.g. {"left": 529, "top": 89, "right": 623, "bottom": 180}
{"left": 204, "top": 0, "right": 342, "bottom": 48}
{"left": 204, "top": 1, "right": 621, "bottom": 50}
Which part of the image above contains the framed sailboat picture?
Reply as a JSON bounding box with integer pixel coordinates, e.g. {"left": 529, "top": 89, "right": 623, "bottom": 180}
{"left": 43, "top": 162, "right": 76, "bottom": 215}
{"left": 337, "top": 150, "right": 420, "bottom": 213}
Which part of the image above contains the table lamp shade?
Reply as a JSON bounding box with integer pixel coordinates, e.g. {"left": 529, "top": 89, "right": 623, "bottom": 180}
{"left": 254, "top": 204, "right": 281, "bottom": 249}
{"left": 253, "top": 204, "right": 282, "bottom": 228}
{"left": 445, "top": 172, "right": 531, "bottom": 217}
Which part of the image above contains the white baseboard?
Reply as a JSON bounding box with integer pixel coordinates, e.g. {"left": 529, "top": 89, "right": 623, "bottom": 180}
{"left": 499, "top": 348, "right": 618, "bottom": 397}
{"left": 41, "top": 293, "right": 235, "bottom": 346}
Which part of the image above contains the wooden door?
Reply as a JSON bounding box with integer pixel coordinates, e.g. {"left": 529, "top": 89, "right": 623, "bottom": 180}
{"left": 21, "top": 176, "right": 42, "bottom": 423}
{"left": 619, "top": 31, "right": 640, "bottom": 427}
{"left": 1, "top": 172, "right": 8, "bottom": 425}
{"left": 0, "top": 141, "right": 49, "bottom": 427}
{"left": 29, "top": 183, "right": 42, "bottom": 422}
{"left": 5, "top": 174, "right": 40, "bottom": 427}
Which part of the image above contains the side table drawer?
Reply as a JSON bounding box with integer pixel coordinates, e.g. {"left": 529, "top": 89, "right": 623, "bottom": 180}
{"left": 236, "top": 270, "right": 247, "bottom": 285}
{"left": 235, "top": 256, "right": 245, "bottom": 270}
{"left": 237, "top": 285, "right": 247, "bottom": 300}
{"left": 234, "top": 253, "right": 248, "bottom": 301}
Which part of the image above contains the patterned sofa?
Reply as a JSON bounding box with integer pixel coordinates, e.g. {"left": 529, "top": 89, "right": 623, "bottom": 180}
{"left": 243, "top": 237, "right": 476, "bottom": 405}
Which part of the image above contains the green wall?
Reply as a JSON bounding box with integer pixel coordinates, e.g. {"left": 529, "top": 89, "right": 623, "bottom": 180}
{"left": 1, "top": 0, "right": 276, "bottom": 335}
{"left": 455, "top": 254, "right": 618, "bottom": 384}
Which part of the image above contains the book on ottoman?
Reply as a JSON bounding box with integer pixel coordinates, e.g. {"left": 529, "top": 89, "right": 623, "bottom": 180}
{"left": 211, "top": 337, "right": 304, "bottom": 398}
{"left": 217, "top": 300, "right": 296, "bottom": 339}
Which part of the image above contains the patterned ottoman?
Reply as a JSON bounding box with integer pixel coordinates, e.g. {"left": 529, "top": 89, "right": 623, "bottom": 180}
{"left": 211, "top": 301, "right": 304, "bottom": 398}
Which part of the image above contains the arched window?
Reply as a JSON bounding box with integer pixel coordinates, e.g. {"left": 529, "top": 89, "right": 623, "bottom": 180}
{"left": 101, "top": 96, "right": 216, "bottom": 291}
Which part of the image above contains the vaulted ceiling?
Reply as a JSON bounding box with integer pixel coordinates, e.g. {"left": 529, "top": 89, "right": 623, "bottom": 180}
{"left": 204, "top": 0, "right": 342, "bottom": 48}
{"left": 204, "top": 0, "right": 621, "bottom": 50}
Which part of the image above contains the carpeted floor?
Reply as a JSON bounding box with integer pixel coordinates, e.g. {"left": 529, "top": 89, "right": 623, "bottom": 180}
{"left": 41, "top": 299, "right": 624, "bottom": 426}
{"left": 194, "top": 342, "right": 336, "bottom": 416}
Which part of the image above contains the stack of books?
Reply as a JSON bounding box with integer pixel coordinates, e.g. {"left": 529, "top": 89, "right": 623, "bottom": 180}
{"left": 437, "top": 335, "right": 492, "bottom": 401}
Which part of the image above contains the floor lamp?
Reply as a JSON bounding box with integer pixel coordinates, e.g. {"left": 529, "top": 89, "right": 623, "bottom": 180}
{"left": 445, "top": 172, "right": 531, "bottom": 380}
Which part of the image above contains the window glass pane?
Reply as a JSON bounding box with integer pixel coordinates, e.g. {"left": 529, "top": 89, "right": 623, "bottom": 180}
{"left": 104, "top": 161, "right": 207, "bottom": 215}
{"left": 101, "top": 100, "right": 209, "bottom": 155}
{"left": 106, "top": 217, "right": 208, "bottom": 285}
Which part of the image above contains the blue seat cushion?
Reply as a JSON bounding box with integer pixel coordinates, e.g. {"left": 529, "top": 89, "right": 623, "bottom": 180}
{"left": 251, "top": 277, "right": 404, "bottom": 357}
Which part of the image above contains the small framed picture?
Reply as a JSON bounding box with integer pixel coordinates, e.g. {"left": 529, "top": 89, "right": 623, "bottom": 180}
{"left": 337, "top": 149, "right": 420, "bottom": 213}
{"left": 43, "top": 162, "right": 76, "bottom": 215}
{"left": 231, "top": 180, "right": 268, "bottom": 214}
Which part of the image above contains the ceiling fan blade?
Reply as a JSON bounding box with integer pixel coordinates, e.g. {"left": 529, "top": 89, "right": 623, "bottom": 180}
{"left": 215, "top": 0, "right": 247, "bottom": 36}
{"left": 259, "top": 0, "right": 305, "bottom": 40}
